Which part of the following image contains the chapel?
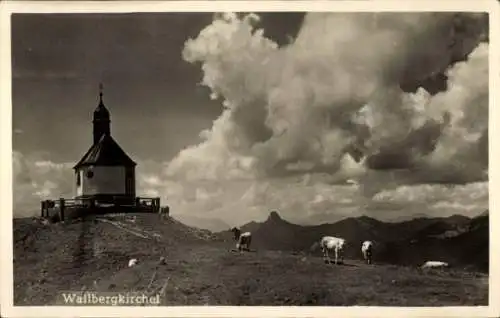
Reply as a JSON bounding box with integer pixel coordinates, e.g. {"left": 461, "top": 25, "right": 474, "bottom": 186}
{"left": 73, "top": 84, "right": 136, "bottom": 205}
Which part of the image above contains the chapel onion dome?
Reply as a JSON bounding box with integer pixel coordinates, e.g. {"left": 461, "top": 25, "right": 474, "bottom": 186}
{"left": 94, "top": 91, "right": 110, "bottom": 119}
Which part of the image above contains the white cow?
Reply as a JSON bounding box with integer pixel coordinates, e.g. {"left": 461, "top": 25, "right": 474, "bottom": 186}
{"left": 421, "top": 261, "right": 449, "bottom": 269}
{"left": 231, "top": 227, "right": 252, "bottom": 251}
{"left": 320, "top": 236, "right": 346, "bottom": 265}
{"left": 128, "top": 258, "right": 138, "bottom": 267}
{"left": 361, "top": 241, "right": 374, "bottom": 265}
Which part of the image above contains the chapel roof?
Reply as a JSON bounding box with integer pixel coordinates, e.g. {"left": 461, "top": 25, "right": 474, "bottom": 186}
{"left": 74, "top": 134, "right": 136, "bottom": 169}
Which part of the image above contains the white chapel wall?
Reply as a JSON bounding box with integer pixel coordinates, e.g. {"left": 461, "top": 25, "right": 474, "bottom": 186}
{"left": 80, "top": 166, "right": 126, "bottom": 195}
{"left": 75, "top": 170, "right": 83, "bottom": 197}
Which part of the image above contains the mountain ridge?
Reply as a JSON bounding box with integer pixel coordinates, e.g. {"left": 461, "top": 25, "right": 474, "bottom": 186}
{"left": 220, "top": 210, "right": 487, "bottom": 271}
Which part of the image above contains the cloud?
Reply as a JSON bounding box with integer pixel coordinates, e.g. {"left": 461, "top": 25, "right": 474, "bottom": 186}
{"left": 12, "top": 151, "right": 73, "bottom": 217}
{"left": 165, "top": 12, "right": 488, "bottom": 183}
{"left": 416, "top": 43, "right": 489, "bottom": 182}
{"left": 370, "top": 181, "right": 488, "bottom": 220}
{"left": 11, "top": 153, "right": 169, "bottom": 218}
{"left": 12, "top": 150, "right": 487, "bottom": 229}
{"left": 372, "top": 182, "right": 487, "bottom": 205}
{"left": 139, "top": 166, "right": 488, "bottom": 228}
{"left": 143, "top": 12, "right": 489, "bottom": 229}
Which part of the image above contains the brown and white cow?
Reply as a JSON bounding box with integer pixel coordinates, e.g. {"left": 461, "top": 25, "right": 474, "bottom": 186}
{"left": 231, "top": 227, "right": 252, "bottom": 252}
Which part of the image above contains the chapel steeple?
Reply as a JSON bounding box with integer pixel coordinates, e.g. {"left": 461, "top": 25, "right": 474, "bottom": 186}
{"left": 93, "top": 83, "right": 111, "bottom": 145}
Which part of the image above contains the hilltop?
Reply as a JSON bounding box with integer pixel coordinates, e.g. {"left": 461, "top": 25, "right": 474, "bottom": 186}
{"left": 13, "top": 213, "right": 222, "bottom": 305}
{"left": 13, "top": 212, "right": 488, "bottom": 306}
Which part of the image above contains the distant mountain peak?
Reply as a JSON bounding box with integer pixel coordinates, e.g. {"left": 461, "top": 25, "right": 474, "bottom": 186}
{"left": 267, "top": 211, "right": 283, "bottom": 222}
{"left": 357, "top": 215, "right": 376, "bottom": 222}
{"left": 446, "top": 214, "right": 471, "bottom": 220}
{"left": 342, "top": 215, "right": 378, "bottom": 224}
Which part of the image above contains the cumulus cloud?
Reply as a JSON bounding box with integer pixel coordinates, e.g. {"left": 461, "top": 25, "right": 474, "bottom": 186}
{"left": 138, "top": 168, "right": 488, "bottom": 228}
{"left": 12, "top": 151, "right": 73, "bottom": 217}
{"left": 165, "top": 12, "right": 488, "bottom": 183}
{"left": 415, "top": 43, "right": 489, "bottom": 182}
{"left": 12, "top": 148, "right": 487, "bottom": 229}
{"left": 138, "top": 157, "right": 487, "bottom": 229}
{"left": 12, "top": 153, "right": 169, "bottom": 218}
{"left": 146, "top": 12, "right": 489, "bottom": 229}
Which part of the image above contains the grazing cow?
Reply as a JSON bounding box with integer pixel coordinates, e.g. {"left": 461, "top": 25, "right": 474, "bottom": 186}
{"left": 158, "top": 256, "right": 167, "bottom": 265}
{"left": 421, "top": 261, "right": 449, "bottom": 269}
{"left": 128, "top": 258, "right": 138, "bottom": 267}
{"left": 231, "top": 227, "right": 252, "bottom": 251}
{"left": 361, "top": 241, "right": 374, "bottom": 264}
{"left": 320, "top": 236, "right": 346, "bottom": 265}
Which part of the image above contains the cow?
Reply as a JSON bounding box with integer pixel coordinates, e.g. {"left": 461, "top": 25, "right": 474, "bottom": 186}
{"left": 231, "top": 227, "right": 252, "bottom": 252}
{"left": 319, "top": 236, "right": 346, "bottom": 265}
{"left": 128, "top": 258, "right": 138, "bottom": 267}
{"left": 421, "top": 261, "right": 450, "bottom": 269}
{"left": 361, "top": 240, "right": 374, "bottom": 265}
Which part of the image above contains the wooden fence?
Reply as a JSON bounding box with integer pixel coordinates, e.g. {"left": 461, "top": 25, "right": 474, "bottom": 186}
{"left": 40, "top": 196, "right": 162, "bottom": 222}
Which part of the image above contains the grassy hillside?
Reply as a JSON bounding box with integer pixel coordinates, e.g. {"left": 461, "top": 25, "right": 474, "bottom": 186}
{"left": 13, "top": 214, "right": 220, "bottom": 305}
{"left": 13, "top": 213, "right": 488, "bottom": 306}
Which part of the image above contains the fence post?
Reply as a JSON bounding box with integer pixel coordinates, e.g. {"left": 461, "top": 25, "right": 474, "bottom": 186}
{"left": 59, "top": 198, "right": 65, "bottom": 222}
{"left": 155, "top": 198, "right": 160, "bottom": 213}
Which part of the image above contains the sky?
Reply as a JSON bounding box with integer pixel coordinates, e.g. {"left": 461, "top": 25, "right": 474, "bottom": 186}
{"left": 12, "top": 11, "right": 489, "bottom": 230}
{"left": 12, "top": 12, "right": 305, "bottom": 162}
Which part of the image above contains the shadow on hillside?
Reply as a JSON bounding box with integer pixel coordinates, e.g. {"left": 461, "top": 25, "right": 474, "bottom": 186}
{"left": 72, "top": 216, "right": 93, "bottom": 279}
